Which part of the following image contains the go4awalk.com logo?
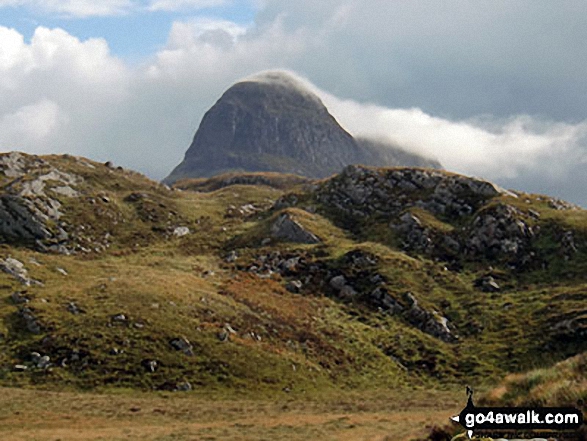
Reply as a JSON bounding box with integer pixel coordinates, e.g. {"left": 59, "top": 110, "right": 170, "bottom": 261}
{"left": 450, "top": 387, "right": 584, "bottom": 439}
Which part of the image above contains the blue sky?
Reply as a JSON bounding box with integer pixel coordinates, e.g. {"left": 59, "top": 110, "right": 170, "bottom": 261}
{"left": 0, "top": 0, "right": 257, "bottom": 59}
{"left": 0, "top": 0, "right": 586, "bottom": 205}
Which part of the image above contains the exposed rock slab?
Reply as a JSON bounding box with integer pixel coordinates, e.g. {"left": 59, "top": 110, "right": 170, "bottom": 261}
{"left": 270, "top": 213, "right": 320, "bottom": 244}
{"left": 0, "top": 195, "right": 51, "bottom": 243}
{"left": 0, "top": 257, "right": 40, "bottom": 286}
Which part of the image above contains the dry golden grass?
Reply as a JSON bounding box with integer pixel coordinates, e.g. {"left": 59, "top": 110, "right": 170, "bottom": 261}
{"left": 481, "top": 352, "right": 587, "bottom": 408}
{"left": 0, "top": 387, "right": 462, "bottom": 441}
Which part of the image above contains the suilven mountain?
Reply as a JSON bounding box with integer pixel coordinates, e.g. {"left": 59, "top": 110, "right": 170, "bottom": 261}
{"left": 164, "top": 72, "right": 441, "bottom": 184}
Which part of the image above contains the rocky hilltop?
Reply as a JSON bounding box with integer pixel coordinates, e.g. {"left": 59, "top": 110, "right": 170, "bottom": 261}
{"left": 0, "top": 152, "right": 179, "bottom": 254}
{"left": 0, "top": 152, "right": 585, "bottom": 398}
{"left": 164, "top": 72, "right": 440, "bottom": 183}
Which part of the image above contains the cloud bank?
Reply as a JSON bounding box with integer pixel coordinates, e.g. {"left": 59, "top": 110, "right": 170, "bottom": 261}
{"left": 0, "top": 1, "right": 586, "bottom": 205}
{"left": 0, "top": 0, "right": 134, "bottom": 17}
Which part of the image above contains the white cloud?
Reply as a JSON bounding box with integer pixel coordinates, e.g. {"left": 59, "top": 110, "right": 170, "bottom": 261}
{"left": 0, "top": 26, "right": 130, "bottom": 109}
{"left": 147, "top": 0, "right": 227, "bottom": 12}
{"left": 0, "top": 99, "right": 67, "bottom": 149}
{"left": 0, "top": 25, "right": 130, "bottom": 161}
{"left": 0, "top": 0, "right": 133, "bottom": 17}
{"left": 165, "top": 17, "right": 248, "bottom": 49}
{"left": 318, "top": 94, "right": 587, "bottom": 181}
{"left": 0, "top": 26, "right": 27, "bottom": 70}
{"left": 146, "top": 16, "right": 305, "bottom": 81}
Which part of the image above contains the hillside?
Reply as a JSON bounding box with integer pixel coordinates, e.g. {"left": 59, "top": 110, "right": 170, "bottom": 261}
{"left": 1, "top": 151, "right": 586, "bottom": 396}
{"left": 164, "top": 71, "right": 441, "bottom": 184}
{"left": 482, "top": 352, "right": 586, "bottom": 409}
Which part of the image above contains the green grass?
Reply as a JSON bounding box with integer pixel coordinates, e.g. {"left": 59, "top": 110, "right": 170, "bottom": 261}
{"left": 174, "top": 171, "right": 311, "bottom": 192}
{"left": 1, "top": 153, "right": 586, "bottom": 399}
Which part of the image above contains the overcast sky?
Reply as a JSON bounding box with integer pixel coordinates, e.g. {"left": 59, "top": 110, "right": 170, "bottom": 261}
{"left": 1, "top": 0, "right": 586, "bottom": 205}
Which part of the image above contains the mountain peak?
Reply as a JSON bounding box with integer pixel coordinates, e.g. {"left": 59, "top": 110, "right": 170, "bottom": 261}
{"left": 164, "top": 72, "right": 441, "bottom": 184}
{"left": 216, "top": 72, "right": 330, "bottom": 119}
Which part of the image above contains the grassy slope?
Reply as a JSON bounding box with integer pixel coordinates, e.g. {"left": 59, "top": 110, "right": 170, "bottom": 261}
{"left": 482, "top": 351, "right": 587, "bottom": 408}
{"left": 1, "top": 154, "right": 586, "bottom": 399}
{"left": 174, "top": 171, "right": 311, "bottom": 192}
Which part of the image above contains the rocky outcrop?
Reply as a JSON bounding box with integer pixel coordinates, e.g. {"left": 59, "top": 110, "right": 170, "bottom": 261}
{"left": 0, "top": 195, "right": 51, "bottom": 243}
{"left": 170, "top": 337, "right": 195, "bottom": 356}
{"left": 474, "top": 275, "right": 501, "bottom": 292}
{"left": 0, "top": 152, "right": 28, "bottom": 178}
{"left": 304, "top": 165, "right": 576, "bottom": 269}
{"left": 402, "top": 292, "right": 456, "bottom": 343}
{"left": 164, "top": 71, "right": 441, "bottom": 184}
{"left": 242, "top": 249, "right": 457, "bottom": 342}
{"left": 270, "top": 213, "right": 320, "bottom": 244}
{"left": 1, "top": 257, "right": 40, "bottom": 286}
{"left": 392, "top": 212, "right": 435, "bottom": 252}
{"left": 467, "top": 204, "right": 535, "bottom": 261}
{"left": 1, "top": 152, "right": 184, "bottom": 255}
{"left": 0, "top": 152, "right": 80, "bottom": 251}
{"left": 19, "top": 306, "right": 41, "bottom": 334}
{"left": 316, "top": 165, "right": 510, "bottom": 220}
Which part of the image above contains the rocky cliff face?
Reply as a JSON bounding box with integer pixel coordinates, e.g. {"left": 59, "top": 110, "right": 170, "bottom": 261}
{"left": 164, "top": 72, "right": 441, "bottom": 183}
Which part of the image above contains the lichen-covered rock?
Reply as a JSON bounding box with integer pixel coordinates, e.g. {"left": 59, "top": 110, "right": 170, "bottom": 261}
{"left": 52, "top": 186, "right": 79, "bottom": 197}
{"left": 401, "top": 292, "right": 457, "bottom": 343}
{"left": 560, "top": 230, "right": 578, "bottom": 259}
{"left": 310, "top": 166, "right": 567, "bottom": 270}
{"left": 0, "top": 153, "right": 83, "bottom": 251}
{"left": 285, "top": 279, "right": 303, "bottom": 293}
{"left": 0, "top": 257, "right": 39, "bottom": 286}
{"left": 173, "top": 226, "right": 190, "bottom": 237}
{"left": 0, "top": 152, "right": 28, "bottom": 178}
{"left": 176, "top": 381, "right": 192, "bottom": 391}
{"left": 339, "top": 284, "right": 358, "bottom": 299}
{"left": 316, "top": 165, "right": 514, "bottom": 225}
{"left": 0, "top": 152, "right": 186, "bottom": 255}
{"left": 467, "top": 204, "right": 534, "bottom": 261}
{"left": 329, "top": 275, "right": 347, "bottom": 291}
{"left": 392, "top": 212, "right": 433, "bottom": 252}
{"left": 0, "top": 195, "right": 52, "bottom": 244}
